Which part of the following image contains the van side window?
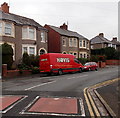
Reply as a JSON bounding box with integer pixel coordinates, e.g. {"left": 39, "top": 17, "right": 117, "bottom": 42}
{"left": 74, "top": 58, "right": 79, "bottom": 64}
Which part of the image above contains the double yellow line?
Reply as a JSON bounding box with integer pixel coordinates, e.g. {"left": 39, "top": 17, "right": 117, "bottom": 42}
{"left": 84, "top": 78, "right": 120, "bottom": 117}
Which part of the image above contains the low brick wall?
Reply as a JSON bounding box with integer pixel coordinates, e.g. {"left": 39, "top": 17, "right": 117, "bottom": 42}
{"left": 106, "top": 60, "right": 120, "bottom": 65}
{"left": 6, "top": 70, "right": 32, "bottom": 78}
{"left": 2, "top": 64, "right": 32, "bottom": 78}
{"left": 97, "top": 62, "right": 106, "bottom": 68}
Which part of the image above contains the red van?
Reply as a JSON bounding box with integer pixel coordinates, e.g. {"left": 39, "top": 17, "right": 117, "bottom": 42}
{"left": 40, "top": 53, "right": 83, "bottom": 75}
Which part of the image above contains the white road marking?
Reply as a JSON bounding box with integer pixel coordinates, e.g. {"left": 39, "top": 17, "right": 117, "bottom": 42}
{"left": 25, "top": 81, "right": 56, "bottom": 91}
{"left": 67, "top": 75, "right": 88, "bottom": 80}
{"left": 20, "top": 96, "right": 40, "bottom": 115}
{"left": 79, "top": 98, "right": 85, "bottom": 116}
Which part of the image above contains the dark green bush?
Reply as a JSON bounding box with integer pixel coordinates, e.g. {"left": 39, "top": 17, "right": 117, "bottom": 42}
{"left": 78, "top": 58, "right": 90, "bottom": 64}
{"left": 0, "top": 43, "right": 13, "bottom": 70}
{"left": 31, "top": 67, "right": 40, "bottom": 74}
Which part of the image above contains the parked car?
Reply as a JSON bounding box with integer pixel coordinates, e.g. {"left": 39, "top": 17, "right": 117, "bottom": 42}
{"left": 83, "top": 62, "right": 98, "bottom": 71}
{"left": 40, "top": 53, "right": 83, "bottom": 75}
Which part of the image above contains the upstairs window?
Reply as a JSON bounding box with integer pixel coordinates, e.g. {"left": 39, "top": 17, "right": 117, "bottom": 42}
{"left": 0, "top": 21, "right": 14, "bottom": 37}
{"left": 29, "top": 28, "right": 35, "bottom": 39}
{"left": 0, "top": 22, "right": 2, "bottom": 34}
{"left": 5, "top": 23, "right": 12, "bottom": 35}
{"left": 69, "top": 38, "right": 73, "bottom": 47}
{"left": 83, "top": 40, "right": 86, "bottom": 47}
{"left": 22, "top": 27, "right": 36, "bottom": 40}
{"left": 62, "top": 38, "right": 66, "bottom": 46}
{"left": 73, "top": 38, "right": 77, "bottom": 47}
{"left": 79, "top": 40, "right": 82, "bottom": 47}
{"left": 41, "top": 32, "right": 45, "bottom": 42}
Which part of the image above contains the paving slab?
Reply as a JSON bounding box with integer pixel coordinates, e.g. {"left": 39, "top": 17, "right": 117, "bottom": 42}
{"left": 28, "top": 97, "right": 78, "bottom": 114}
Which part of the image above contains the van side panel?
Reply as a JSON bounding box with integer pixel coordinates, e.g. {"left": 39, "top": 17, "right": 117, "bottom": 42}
{"left": 40, "top": 53, "right": 83, "bottom": 74}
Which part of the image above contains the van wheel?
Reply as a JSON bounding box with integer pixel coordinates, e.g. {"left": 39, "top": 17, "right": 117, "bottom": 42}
{"left": 79, "top": 68, "right": 82, "bottom": 73}
{"left": 58, "top": 69, "right": 63, "bottom": 75}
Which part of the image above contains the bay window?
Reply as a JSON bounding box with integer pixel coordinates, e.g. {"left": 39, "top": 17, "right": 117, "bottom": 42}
{"left": 22, "top": 26, "right": 36, "bottom": 40}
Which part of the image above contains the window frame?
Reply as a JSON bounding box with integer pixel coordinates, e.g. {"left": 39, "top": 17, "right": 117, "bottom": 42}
{"left": 0, "top": 21, "right": 15, "bottom": 37}
{"left": 22, "top": 26, "right": 36, "bottom": 40}
{"left": 22, "top": 44, "right": 36, "bottom": 55}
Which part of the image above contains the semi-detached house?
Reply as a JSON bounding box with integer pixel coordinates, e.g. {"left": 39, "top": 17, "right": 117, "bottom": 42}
{"left": 45, "top": 23, "right": 90, "bottom": 58}
{"left": 0, "top": 2, "right": 48, "bottom": 64}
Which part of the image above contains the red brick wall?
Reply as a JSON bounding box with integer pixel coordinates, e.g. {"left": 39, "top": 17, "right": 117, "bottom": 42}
{"left": 97, "top": 62, "right": 106, "bottom": 68}
{"left": 106, "top": 60, "right": 120, "bottom": 65}
{"left": 44, "top": 25, "right": 61, "bottom": 53}
{"left": 2, "top": 64, "right": 32, "bottom": 78}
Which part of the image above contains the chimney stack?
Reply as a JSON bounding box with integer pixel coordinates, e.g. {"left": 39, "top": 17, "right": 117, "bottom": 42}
{"left": 112, "top": 37, "right": 117, "bottom": 42}
{"left": 99, "top": 33, "right": 104, "bottom": 37}
{"left": 1, "top": 2, "right": 9, "bottom": 13}
{"left": 60, "top": 23, "right": 68, "bottom": 30}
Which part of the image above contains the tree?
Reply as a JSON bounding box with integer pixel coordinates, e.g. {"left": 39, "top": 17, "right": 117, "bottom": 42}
{"left": 0, "top": 43, "right": 13, "bottom": 70}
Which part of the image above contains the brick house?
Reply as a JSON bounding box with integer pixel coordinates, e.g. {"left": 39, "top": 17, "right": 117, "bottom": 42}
{"left": 111, "top": 37, "right": 120, "bottom": 51}
{"left": 44, "top": 23, "right": 90, "bottom": 58}
{"left": 0, "top": 2, "right": 48, "bottom": 64}
{"left": 90, "top": 33, "right": 117, "bottom": 50}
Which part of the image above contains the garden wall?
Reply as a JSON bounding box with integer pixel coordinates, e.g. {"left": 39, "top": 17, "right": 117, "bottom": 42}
{"left": 106, "top": 60, "right": 120, "bottom": 65}
{"left": 2, "top": 64, "right": 32, "bottom": 78}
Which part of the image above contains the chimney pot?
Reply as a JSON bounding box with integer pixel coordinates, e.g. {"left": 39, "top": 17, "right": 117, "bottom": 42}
{"left": 60, "top": 23, "right": 68, "bottom": 30}
{"left": 99, "top": 33, "right": 104, "bottom": 37}
{"left": 112, "top": 37, "right": 117, "bottom": 42}
{"left": 1, "top": 2, "right": 9, "bottom": 13}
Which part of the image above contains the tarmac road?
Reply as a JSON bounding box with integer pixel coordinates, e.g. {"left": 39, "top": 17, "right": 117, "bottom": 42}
{"left": 1, "top": 65, "right": 119, "bottom": 117}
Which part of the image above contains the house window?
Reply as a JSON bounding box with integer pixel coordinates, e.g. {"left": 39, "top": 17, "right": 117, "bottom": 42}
{"left": 0, "top": 21, "right": 14, "bottom": 37}
{"left": 80, "top": 53, "right": 82, "bottom": 58}
{"left": 40, "top": 49, "right": 45, "bottom": 55}
{"left": 22, "top": 27, "right": 28, "bottom": 39}
{"left": 73, "top": 38, "right": 77, "bottom": 47}
{"left": 62, "top": 38, "right": 66, "bottom": 46}
{"left": 29, "top": 47, "right": 35, "bottom": 55}
{"left": 5, "top": 23, "right": 12, "bottom": 35}
{"left": 29, "top": 28, "right": 35, "bottom": 39}
{"left": 84, "top": 54, "right": 86, "bottom": 58}
{"left": 0, "top": 22, "right": 2, "bottom": 34}
{"left": 22, "top": 45, "right": 36, "bottom": 55}
{"left": 79, "top": 40, "right": 82, "bottom": 47}
{"left": 73, "top": 52, "right": 77, "bottom": 57}
{"left": 23, "top": 47, "right": 28, "bottom": 53}
{"left": 62, "top": 51, "right": 67, "bottom": 54}
{"left": 69, "top": 38, "right": 73, "bottom": 47}
{"left": 87, "top": 41, "right": 89, "bottom": 48}
{"left": 41, "top": 32, "right": 45, "bottom": 42}
{"left": 22, "top": 27, "right": 36, "bottom": 40}
{"left": 83, "top": 40, "right": 86, "bottom": 47}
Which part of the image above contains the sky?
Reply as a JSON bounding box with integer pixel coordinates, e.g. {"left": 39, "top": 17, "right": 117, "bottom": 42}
{"left": 0, "top": 0, "right": 119, "bottom": 40}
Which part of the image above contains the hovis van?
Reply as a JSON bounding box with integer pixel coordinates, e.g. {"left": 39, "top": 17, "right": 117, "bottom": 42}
{"left": 40, "top": 53, "right": 83, "bottom": 75}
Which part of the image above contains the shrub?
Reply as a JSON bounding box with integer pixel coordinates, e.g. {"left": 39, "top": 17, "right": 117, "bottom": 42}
{"left": 78, "top": 58, "right": 90, "bottom": 64}
{"left": 31, "top": 67, "right": 40, "bottom": 74}
{"left": 0, "top": 43, "right": 13, "bottom": 70}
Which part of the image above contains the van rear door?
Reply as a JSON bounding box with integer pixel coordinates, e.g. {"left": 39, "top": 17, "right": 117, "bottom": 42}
{"left": 40, "top": 54, "right": 50, "bottom": 73}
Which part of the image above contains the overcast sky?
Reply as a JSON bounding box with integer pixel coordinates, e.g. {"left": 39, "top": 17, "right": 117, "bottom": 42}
{"left": 0, "top": 0, "right": 119, "bottom": 40}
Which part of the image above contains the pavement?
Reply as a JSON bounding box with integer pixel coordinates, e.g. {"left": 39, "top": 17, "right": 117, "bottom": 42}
{"left": 84, "top": 78, "right": 120, "bottom": 117}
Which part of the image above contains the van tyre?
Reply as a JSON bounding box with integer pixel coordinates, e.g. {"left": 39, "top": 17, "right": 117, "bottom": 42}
{"left": 79, "top": 68, "right": 82, "bottom": 73}
{"left": 58, "top": 69, "right": 63, "bottom": 75}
